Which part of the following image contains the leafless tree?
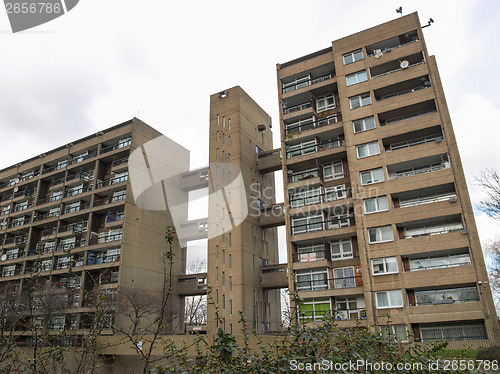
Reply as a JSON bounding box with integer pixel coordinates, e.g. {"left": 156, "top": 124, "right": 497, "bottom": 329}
{"left": 476, "top": 168, "right": 500, "bottom": 220}
{"left": 184, "top": 257, "right": 207, "bottom": 326}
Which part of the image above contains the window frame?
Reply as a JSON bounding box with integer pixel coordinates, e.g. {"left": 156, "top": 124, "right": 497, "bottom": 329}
{"left": 316, "top": 93, "right": 335, "bottom": 113}
{"left": 356, "top": 141, "right": 380, "bottom": 159}
{"left": 375, "top": 290, "right": 404, "bottom": 309}
{"left": 330, "top": 239, "right": 353, "bottom": 260}
{"left": 363, "top": 196, "right": 389, "bottom": 214}
{"left": 343, "top": 49, "right": 364, "bottom": 65}
{"left": 368, "top": 225, "right": 394, "bottom": 244}
{"left": 349, "top": 92, "right": 372, "bottom": 109}
{"left": 360, "top": 168, "right": 385, "bottom": 185}
{"left": 353, "top": 116, "right": 376, "bottom": 133}
{"left": 372, "top": 257, "right": 399, "bottom": 275}
{"left": 323, "top": 161, "right": 343, "bottom": 181}
{"left": 346, "top": 70, "right": 368, "bottom": 86}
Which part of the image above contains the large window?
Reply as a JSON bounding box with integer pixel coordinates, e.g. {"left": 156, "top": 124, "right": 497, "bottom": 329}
{"left": 297, "top": 243, "right": 325, "bottom": 262}
{"left": 324, "top": 184, "right": 346, "bottom": 201}
{"left": 287, "top": 140, "right": 316, "bottom": 159}
{"left": 286, "top": 117, "right": 314, "bottom": 134}
{"left": 335, "top": 297, "right": 365, "bottom": 320}
{"left": 415, "top": 287, "right": 479, "bottom": 306}
{"left": 360, "top": 168, "right": 385, "bottom": 185}
{"left": 290, "top": 168, "right": 319, "bottom": 183}
{"left": 364, "top": 196, "right": 389, "bottom": 214}
{"left": 356, "top": 141, "right": 380, "bottom": 158}
{"left": 349, "top": 93, "right": 372, "bottom": 109}
{"left": 409, "top": 252, "right": 471, "bottom": 272}
{"left": 375, "top": 290, "right": 403, "bottom": 309}
{"left": 330, "top": 239, "right": 353, "bottom": 260}
{"left": 372, "top": 257, "right": 398, "bottom": 275}
{"left": 296, "top": 268, "right": 328, "bottom": 291}
{"left": 404, "top": 222, "right": 463, "bottom": 238}
{"left": 353, "top": 116, "right": 376, "bottom": 133}
{"left": 346, "top": 70, "right": 368, "bottom": 86}
{"left": 343, "top": 49, "right": 363, "bottom": 65}
{"left": 299, "top": 298, "right": 331, "bottom": 321}
{"left": 368, "top": 225, "right": 393, "bottom": 244}
{"left": 290, "top": 187, "right": 321, "bottom": 208}
{"left": 291, "top": 215, "right": 323, "bottom": 235}
{"left": 420, "top": 321, "right": 487, "bottom": 342}
{"left": 333, "top": 267, "right": 356, "bottom": 289}
{"left": 282, "top": 75, "right": 310, "bottom": 94}
{"left": 381, "top": 325, "right": 408, "bottom": 342}
{"left": 327, "top": 212, "right": 350, "bottom": 229}
{"left": 323, "top": 161, "right": 343, "bottom": 181}
{"left": 316, "top": 94, "right": 335, "bottom": 113}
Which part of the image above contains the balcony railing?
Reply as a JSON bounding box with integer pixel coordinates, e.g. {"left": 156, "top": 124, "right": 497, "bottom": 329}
{"left": 389, "top": 162, "right": 450, "bottom": 180}
{"left": 58, "top": 224, "right": 85, "bottom": 235}
{"left": 3, "top": 235, "right": 27, "bottom": 246}
{"left": 388, "top": 134, "right": 442, "bottom": 151}
{"left": 100, "top": 139, "right": 131, "bottom": 154}
{"left": 112, "top": 157, "right": 128, "bottom": 168}
{"left": 283, "top": 101, "right": 312, "bottom": 115}
{"left": 56, "top": 240, "right": 86, "bottom": 251}
{"left": 291, "top": 215, "right": 354, "bottom": 235}
{"left": 285, "top": 115, "right": 340, "bottom": 136}
{"left": 383, "top": 108, "right": 436, "bottom": 125}
{"left": 13, "top": 189, "right": 36, "bottom": 200}
{"left": 400, "top": 192, "right": 456, "bottom": 208}
{"left": 96, "top": 175, "right": 128, "bottom": 188}
{"left": 50, "top": 177, "right": 66, "bottom": 187}
{"left": 1, "top": 194, "right": 13, "bottom": 203}
{"left": 12, "top": 202, "right": 35, "bottom": 213}
{"left": 290, "top": 189, "right": 347, "bottom": 208}
{"left": 298, "top": 309, "right": 367, "bottom": 322}
{"left": 33, "top": 210, "right": 60, "bottom": 222}
{"left": 62, "top": 202, "right": 91, "bottom": 215}
{"left": 36, "top": 194, "right": 63, "bottom": 206}
{"left": 0, "top": 269, "right": 21, "bottom": 278}
{"left": 8, "top": 218, "right": 30, "bottom": 229}
{"left": 292, "top": 249, "right": 326, "bottom": 263}
{"left": 64, "top": 185, "right": 93, "bottom": 198}
{"left": 42, "top": 227, "right": 58, "bottom": 237}
{"left": 68, "top": 151, "right": 97, "bottom": 165}
{"left": 88, "top": 233, "right": 123, "bottom": 246}
{"left": 94, "top": 193, "right": 126, "bottom": 207}
{"left": 296, "top": 275, "right": 360, "bottom": 291}
{"left": 378, "top": 84, "right": 429, "bottom": 101}
{"left": 288, "top": 168, "right": 320, "bottom": 183}
{"left": 106, "top": 213, "right": 124, "bottom": 223}
{"left": 404, "top": 224, "right": 463, "bottom": 239}
{"left": 286, "top": 138, "right": 345, "bottom": 159}
{"left": 282, "top": 72, "right": 334, "bottom": 94}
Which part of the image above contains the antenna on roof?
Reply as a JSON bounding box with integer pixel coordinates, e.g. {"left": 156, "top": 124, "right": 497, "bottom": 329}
{"left": 396, "top": 7, "right": 403, "bottom": 16}
{"left": 422, "top": 18, "right": 434, "bottom": 28}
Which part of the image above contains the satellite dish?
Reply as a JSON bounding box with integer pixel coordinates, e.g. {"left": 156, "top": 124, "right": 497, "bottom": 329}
{"left": 13, "top": 186, "right": 19, "bottom": 193}
{"left": 15, "top": 178, "right": 20, "bottom": 184}
{"left": 1, "top": 254, "right": 6, "bottom": 261}
{"left": 400, "top": 60, "right": 409, "bottom": 69}
{"left": 287, "top": 170, "right": 293, "bottom": 175}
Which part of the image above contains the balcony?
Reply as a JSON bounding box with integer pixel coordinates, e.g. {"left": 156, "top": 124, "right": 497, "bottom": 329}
{"left": 291, "top": 214, "right": 353, "bottom": 236}
{"left": 387, "top": 154, "right": 450, "bottom": 181}
{"left": 409, "top": 286, "right": 479, "bottom": 307}
{"left": 374, "top": 75, "right": 431, "bottom": 102}
{"left": 36, "top": 194, "right": 63, "bottom": 207}
{"left": 282, "top": 72, "right": 335, "bottom": 95}
{"left": 33, "top": 210, "right": 60, "bottom": 222}
{"left": 100, "top": 137, "right": 131, "bottom": 154}
{"left": 65, "top": 171, "right": 94, "bottom": 188}
{"left": 369, "top": 52, "right": 425, "bottom": 79}
{"left": 383, "top": 125, "right": 443, "bottom": 152}
{"left": 96, "top": 175, "right": 128, "bottom": 188}
{"left": 12, "top": 188, "right": 36, "bottom": 202}
{"left": 261, "top": 264, "right": 288, "bottom": 289}
{"left": 68, "top": 151, "right": 97, "bottom": 166}
{"left": 403, "top": 250, "right": 471, "bottom": 272}
{"left": 88, "top": 233, "right": 122, "bottom": 246}
{"left": 111, "top": 157, "right": 129, "bottom": 171}
{"left": 283, "top": 100, "right": 312, "bottom": 116}
{"left": 284, "top": 114, "right": 341, "bottom": 137}
{"left": 7, "top": 217, "right": 30, "bottom": 229}
{"left": 180, "top": 167, "right": 209, "bottom": 191}
{"left": 64, "top": 184, "right": 93, "bottom": 198}
{"left": 259, "top": 203, "right": 285, "bottom": 228}
{"left": 399, "top": 219, "right": 464, "bottom": 240}
{"left": 366, "top": 30, "right": 419, "bottom": 57}
{"left": 286, "top": 137, "right": 345, "bottom": 160}
{"left": 257, "top": 149, "right": 282, "bottom": 174}
{"left": 177, "top": 273, "right": 208, "bottom": 296}
{"left": 378, "top": 99, "right": 436, "bottom": 126}
{"left": 62, "top": 202, "right": 91, "bottom": 216}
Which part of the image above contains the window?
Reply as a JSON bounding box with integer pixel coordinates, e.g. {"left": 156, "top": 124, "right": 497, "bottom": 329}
{"left": 327, "top": 212, "right": 350, "bottom": 229}
{"left": 286, "top": 117, "right": 315, "bottom": 134}
{"left": 296, "top": 268, "right": 328, "bottom": 291}
{"left": 420, "top": 321, "right": 487, "bottom": 342}
{"left": 50, "top": 190, "right": 63, "bottom": 201}
{"left": 290, "top": 168, "right": 319, "bottom": 183}
{"left": 381, "top": 325, "right": 408, "bottom": 342}
{"left": 216, "top": 131, "right": 220, "bottom": 142}
{"left": 229, "top": 254, "right": 232, "bottom": 269}
{"left": 364, "top": 196, "right": 389, "bottom": 214}
{"left": 229, "top": 276, "right": 232, "bottom": 291}
{"left": 299, "top": 298, "right": 331, "bottom": 322}
{"left": 414, "top": 287, "right": 478, "bottom": 306}
{"left": 409, "top": 252, "right": 471, "bottom": 272}
{"left": 228, "top": 136, "right": 231, "bottom": 147}
{"left": 282, "top": 75, "right": 310, "bottom": 93}
{"left": 343, "top": 49, "right": 363, "bottom": 65}
{"left": 333, "top": 267, "right": 355, "bottom": 288}
{"left": 349, "top": 93, "right": 372, "bottom": 109}
{"left": 375, "top": 290, "right": 403, "bottom": 309}
{"left": 368, "top": 225, "right": 393, "bottom": 243}
{"left": 372, "top": 257, "right": 398, "bottom": 275}
{"left": 287, "top": 140, "right": 316, "bottom": 159}
{"left": 335, "top": 297, "right": 365, "bottom": 320}
{"left": 323, "top": 161, "right": 343, "bottom": 181}
{"left": 222, "top": 250, "right": 225, "bottom": 264}
{"left": 360, "top": 168, "right": 384, "bottom": 185}
{"left": 404, "top": 222, "right": 463, "bottom": 238}
{"left": 353, "top": 116, "right": 376, "bottom": 133}
{"left": 324, "top": 184, "right": 346, "bottom": 201}
{"left": 66, "top": 184, "right": 83, "bottom": 197}
{"left": 291, "top": 215, "right": 323, "bottom": 235}
{"left": 290, "top": 187, "right": 321, "bottom": 208}
{"left": 346, "top": 70, "right": 368, "bottom": 86}
{"left": 297, "top": 243, "right": 325, "bottom": 262}
{"left": 356, "top": 141, "right": 380, "bottom": 158}
{"left": 216, "top": 148, "right": 219, "bottom": 160}
{"left": 228, "top": 233, "right": 231, "bottom": 247}
{"left": 316, "top": 94, "right": 335, "bottom": 113}
{"left": 330, "top": 239, "right": 353, "bottom": 260}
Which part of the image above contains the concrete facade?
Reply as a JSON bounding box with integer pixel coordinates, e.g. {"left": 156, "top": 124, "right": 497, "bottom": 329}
{"left": 277, "top": 12, "right": 499, "bottom": 345}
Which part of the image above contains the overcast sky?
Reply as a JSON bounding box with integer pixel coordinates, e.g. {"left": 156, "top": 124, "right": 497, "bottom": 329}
{"left": 1, "top": 0, "right": 499, "bottom": 265}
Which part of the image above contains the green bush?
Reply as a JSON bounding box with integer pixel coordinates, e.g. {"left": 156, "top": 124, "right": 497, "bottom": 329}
{"left": 476, "top": 345, "right": 500, "bottom": 361}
